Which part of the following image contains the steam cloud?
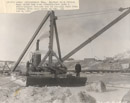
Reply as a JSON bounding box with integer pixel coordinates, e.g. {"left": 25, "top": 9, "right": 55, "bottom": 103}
{"left": 39, "top": 33, "right": 49, "bottom": 40}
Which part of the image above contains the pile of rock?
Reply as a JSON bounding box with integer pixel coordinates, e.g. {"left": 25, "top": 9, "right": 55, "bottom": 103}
{"left": 2, "top": 86, "right": 96, "bottom": 103}
{"left": 0, "top": 88, "right": 10, "bottom": 103}
{"left": 86, "top": 81, "right": 106, "bottom": 92}
{"left": 121, "top": 90, "right": 130, "bottom": 103}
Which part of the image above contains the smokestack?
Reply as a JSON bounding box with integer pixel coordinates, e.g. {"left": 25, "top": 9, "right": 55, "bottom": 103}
{"left": 36, "top": 39, "right": 40, "bottom": 51}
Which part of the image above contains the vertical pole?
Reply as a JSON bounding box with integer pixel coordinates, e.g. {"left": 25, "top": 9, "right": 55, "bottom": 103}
{"left": 54, "top": 17, "right": 62, "bottom": 60}
{"left": 48, "top": 11, "right": 54, "bottom": 66}
{"left": 2, "top": 62, "right": 5, "bottom": 73}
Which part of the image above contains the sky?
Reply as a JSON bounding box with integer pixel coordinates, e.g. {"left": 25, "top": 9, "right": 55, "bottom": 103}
{"left": 0, "top": 0, "right": 130, "bottom": 61}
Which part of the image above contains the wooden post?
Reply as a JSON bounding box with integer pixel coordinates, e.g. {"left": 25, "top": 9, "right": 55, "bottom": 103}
{"left": 48, "top": 11, "right": 54, "bottom": 66}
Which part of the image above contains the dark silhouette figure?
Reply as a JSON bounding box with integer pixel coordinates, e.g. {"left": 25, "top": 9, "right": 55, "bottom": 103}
{"left": 26, "top": 61, "right": 30, "bottom": 76}
{"left": 75, "top": 63, "right": 81, "bottom": 77}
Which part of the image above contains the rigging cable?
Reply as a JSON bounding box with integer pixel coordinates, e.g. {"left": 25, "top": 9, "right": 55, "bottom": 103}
{"left": 58, "top": 8, "right": 119, "bottom": 17}
{"left": 57, "top": 9, "right": 120, "bottom": 20}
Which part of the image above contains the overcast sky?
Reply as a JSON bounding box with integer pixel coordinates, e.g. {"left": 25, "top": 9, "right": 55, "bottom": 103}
{"left": 0, "top": 0, "right": 130, "bottom": 61}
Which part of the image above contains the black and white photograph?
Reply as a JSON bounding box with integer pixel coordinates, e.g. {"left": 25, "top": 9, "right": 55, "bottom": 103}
{"left": 0, "top": 0, "right": 130, "bottom": 103}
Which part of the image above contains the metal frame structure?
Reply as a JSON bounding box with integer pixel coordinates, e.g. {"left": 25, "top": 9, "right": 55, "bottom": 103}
{"left": 38, "top": 11, "right": 66, "bottom": 73}
{"left": 13, "top": 7, "right": 130, "bottom": 74}
{"left": 13, "top": 11, "right": 66, "bottom": 73}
